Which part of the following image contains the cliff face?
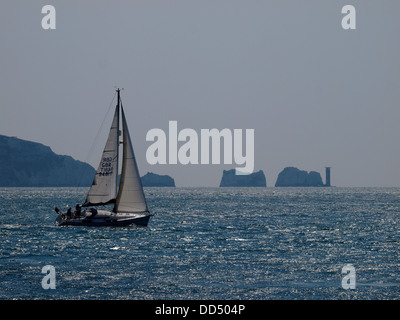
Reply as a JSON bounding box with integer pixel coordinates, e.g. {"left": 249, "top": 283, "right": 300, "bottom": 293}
{"left": 219, "top": 169, "right": 267, "bottom": 187}
{"left": 141, "top": 172, "right": 175, "bottom": 187}
{"left": 275, "top": 167, "right": 323, "bottom": 187}
{"left": 0, "top": 135, "right": 95, "bottom": 187}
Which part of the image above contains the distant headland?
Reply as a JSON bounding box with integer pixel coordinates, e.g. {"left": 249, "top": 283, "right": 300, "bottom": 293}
{"left": 219, "top": 169, "right": 267, "bottom": 187}
{"left": 141, "top": 172, "right": 175, "bottom": 187}
{"left": 0, "top": 135, "right": 95, "bottom": 187}
{"left": 0, "top": 135, "right": 177, "bottom": 188}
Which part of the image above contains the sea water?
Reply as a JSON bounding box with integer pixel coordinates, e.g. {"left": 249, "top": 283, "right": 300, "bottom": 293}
{"left": 1, "top": 187, "right": 400, "bottom": 300}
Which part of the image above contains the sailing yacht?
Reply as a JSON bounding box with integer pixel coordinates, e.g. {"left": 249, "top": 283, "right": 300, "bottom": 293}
{"left": 55, "top": 88, "right": 152, "bottom": 227}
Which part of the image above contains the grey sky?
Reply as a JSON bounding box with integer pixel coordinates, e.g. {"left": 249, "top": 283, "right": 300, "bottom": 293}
{"left": 1, "top": 1, "right": 399, "bottom": 187}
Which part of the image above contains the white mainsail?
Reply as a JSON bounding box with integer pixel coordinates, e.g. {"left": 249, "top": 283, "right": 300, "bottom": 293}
{"left": 84, "top": 105, "right": 120, "bottom": 206}
{"left": 114, "top": 106, "right": 149, "bottom": 213}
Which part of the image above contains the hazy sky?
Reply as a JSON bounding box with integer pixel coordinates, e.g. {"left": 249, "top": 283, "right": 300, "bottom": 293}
{"left": 1, "top": 1, "right": 399, "bottom": 187}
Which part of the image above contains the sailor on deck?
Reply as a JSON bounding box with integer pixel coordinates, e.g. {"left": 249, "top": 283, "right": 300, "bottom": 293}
{"left": 74, "top": 204, "right": 82, "bottom": 218}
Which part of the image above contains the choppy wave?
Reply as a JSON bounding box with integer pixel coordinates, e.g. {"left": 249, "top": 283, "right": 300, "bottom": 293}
{"left": 1, "top": 187, "right": 400, "bottom": 299}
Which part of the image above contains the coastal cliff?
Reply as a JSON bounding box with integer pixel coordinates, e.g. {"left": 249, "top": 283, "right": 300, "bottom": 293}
{"left": 0, "top": 135, "right": 95, "bottom": 187}
{"left": 275, "top": 167, "right": 323, "bottom": 187}
{"left": 141, "top": 172, "right": 176, "bottom": 187}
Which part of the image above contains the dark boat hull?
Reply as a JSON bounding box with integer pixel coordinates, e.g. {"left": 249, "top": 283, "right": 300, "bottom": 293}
{"left": 55, "top": 213, "right": 152, "bottom": 227}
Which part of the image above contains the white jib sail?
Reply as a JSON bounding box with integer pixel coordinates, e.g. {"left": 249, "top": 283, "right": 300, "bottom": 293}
{"left": 84, "top": 105, "right": 120, "bottom": 206}
{"left": 114, "top": 106, "right": 149, "bottom": 213}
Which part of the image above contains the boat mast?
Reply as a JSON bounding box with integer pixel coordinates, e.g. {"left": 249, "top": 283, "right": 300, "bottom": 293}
{"left": 116, "top": 88, "right": 121, "bottom": 109}
{"left": 116, "top": 88, "right": 122, "bottom": 141}
{"left": 116, "top": 88, "right": 121, "bottom": 196}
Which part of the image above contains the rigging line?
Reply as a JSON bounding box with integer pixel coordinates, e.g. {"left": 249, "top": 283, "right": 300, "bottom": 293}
{"left": 85, "top": 91, "right": 117, "bottom": 164}
{"left": 76, "top": 91, "right": 117, "bottom": 187}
